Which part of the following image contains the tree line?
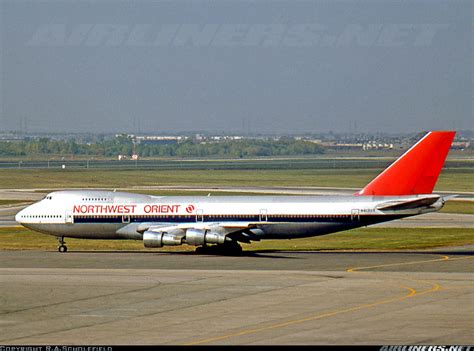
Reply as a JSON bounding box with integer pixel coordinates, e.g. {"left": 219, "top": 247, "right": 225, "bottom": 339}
{"left": 0, "top": 136, "right": 325, "bottom": 158}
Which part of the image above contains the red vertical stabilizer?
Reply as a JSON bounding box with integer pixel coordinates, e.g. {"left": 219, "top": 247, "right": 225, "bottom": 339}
{"left": 357, "top": 131, "right": 456, "bottom": 196}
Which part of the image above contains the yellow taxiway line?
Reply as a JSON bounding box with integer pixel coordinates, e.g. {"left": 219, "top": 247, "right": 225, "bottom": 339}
{"left": 184, "top": 253, "right": 467, "bottom": 345}
{"left": 346, "top": 255, "right": 450, "bottom": 272}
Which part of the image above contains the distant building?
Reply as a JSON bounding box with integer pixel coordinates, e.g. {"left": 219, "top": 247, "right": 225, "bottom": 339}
{"left": 363, "top": 143, "right": 394, "bottom": 150}
{"left": 451, "top": 141, "right": 470, "bottom": 150}
{"left": 334, "top": 143, "right": 364, "bottom": 150}
{"left": 134, "top": 135, "right": 185, "bottom": 145}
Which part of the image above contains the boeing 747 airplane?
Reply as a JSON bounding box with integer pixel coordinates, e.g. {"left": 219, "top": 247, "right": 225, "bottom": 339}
{"left": 15, "top": 131, "right": 456, "bottom": 254}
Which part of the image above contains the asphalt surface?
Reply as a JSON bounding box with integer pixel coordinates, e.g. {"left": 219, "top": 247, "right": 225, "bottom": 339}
{"left": 0, "top": 249, "right": 472, "bottom": 345}
{"left": 374, "top": 212, "right": 474, "bottom": 228}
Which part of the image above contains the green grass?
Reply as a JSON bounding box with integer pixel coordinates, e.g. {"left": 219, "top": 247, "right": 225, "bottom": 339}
{"left": 0, "top": 227, "right": 190, "bottom": 251}
{"left": 0, "top": 168, "right": 373, "bottom": 189}
{"left": 0, "top": 167, "right": 472, "bottom": 192}
{"left": 249, "top": 227, "right": 474, "bottom": 251}
{"left": 441, "top": 200, "right": 474, "bottom": 215}
{"left": 434, "top": 168, "right": 474, "bottom": 193}
{"left": 1, "top": 227, "right": 472, "bottom": 251}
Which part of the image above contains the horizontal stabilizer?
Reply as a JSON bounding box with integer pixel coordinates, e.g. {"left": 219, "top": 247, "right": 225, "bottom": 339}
{"left": 376, "top": 195, "right": 440, "bottom": 211}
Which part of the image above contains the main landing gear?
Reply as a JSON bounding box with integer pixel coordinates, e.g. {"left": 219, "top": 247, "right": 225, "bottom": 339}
{"left": 195, "top": 241, "right": 243, "bottom": 256}
{"left": 57, "top": 236, "right": 68, "bottom": 253}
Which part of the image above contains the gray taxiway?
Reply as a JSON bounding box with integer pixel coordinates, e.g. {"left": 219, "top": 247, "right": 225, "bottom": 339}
{"left": 0, "top": 249, "right": 472, "bottom": 345}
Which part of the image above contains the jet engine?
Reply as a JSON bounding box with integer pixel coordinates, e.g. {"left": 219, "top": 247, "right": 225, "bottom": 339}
{"left": 143, "top": 228, "right": 185, "bottom": 248}
{"left": 143, "top": 227, "right": 227, "bottom": 248}
{"left": 185, "top": 228, "right": 226, "bottom": 246}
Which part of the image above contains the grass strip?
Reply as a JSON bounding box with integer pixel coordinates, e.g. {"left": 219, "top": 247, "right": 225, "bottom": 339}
{"left": 1, "top": 227, "right": 472, "bottom": 251}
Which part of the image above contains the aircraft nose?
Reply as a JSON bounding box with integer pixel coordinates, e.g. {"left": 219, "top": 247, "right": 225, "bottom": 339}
{"left": 15, "top": 208, "right": 26, "bottom": 223}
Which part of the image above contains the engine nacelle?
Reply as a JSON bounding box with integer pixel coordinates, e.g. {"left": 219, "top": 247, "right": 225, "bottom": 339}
{"left": 143, "top": 231, "right": 163, "bottom": 248}
{"left": 204, "top": 231, "right": 226, "bottom": 244}
{"left": 143, "top": 228, "right": 185, "bottom": 248}
{"left": 185, "top": 229, "right": 206, "bottom": 246}
{"left": 185, "top": 228, "right": 226, "bottom": 246}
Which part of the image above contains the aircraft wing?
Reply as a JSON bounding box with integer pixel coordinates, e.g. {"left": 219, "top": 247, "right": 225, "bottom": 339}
{"left": 137, "top": 221, "right": 265, "bottom": 243}
{"left": 137, "top": 221, "right": 258, "bottom": 233}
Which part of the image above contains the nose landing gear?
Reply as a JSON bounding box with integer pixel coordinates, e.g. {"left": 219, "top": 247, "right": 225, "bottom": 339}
{"left": 57, "top": 237, "right": 68, "bottom": 253}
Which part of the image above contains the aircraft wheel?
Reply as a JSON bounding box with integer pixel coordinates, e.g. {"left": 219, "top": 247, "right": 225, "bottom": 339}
{"left": 232, "top": 244, "right": 243, "bottom": 255}
{"left": 220, "top": 242, "right": 243, "bottom": 256}
{"left": 195, "top": 243, "right": 242, "bottom": 256}
{"left": 58, "top": 245, "right": 68, "bottom": 253}
{"left": 228, "top": 244, "right": 242, "bottom": 256}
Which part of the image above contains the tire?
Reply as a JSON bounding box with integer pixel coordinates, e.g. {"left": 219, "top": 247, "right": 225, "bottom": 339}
{"left": 222, "top": 242, "right": 243, "bottom": 256}
{"left": 195, "top": 243, "right": 242, "bottom": 256}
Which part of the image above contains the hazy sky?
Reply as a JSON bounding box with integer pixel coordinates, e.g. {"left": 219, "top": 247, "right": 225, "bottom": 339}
{"left": 1, "top": 0, "right": 472, "bottom": 134}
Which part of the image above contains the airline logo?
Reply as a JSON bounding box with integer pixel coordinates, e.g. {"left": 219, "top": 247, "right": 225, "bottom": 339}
{"left": 73, "top": 204, "right": 194, "bottom": 215}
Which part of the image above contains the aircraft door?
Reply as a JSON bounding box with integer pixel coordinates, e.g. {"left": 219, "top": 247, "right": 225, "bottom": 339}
{"left": 196, "top": 209, "right": 204, "bottom": 222}
{"left": 65, "top": 211, "right": 74, "bottom": 224}
{"left": 259, "top": 209, "right": 268, "bottom": 222}
{"left": 351, "top": 209, "right": 360, "bottom": 221}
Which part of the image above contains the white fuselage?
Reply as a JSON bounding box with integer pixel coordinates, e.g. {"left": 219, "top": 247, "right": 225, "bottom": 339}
{"left": 15, "top": 190, "right": 442, "bottom": 242}
{"left": 14, "top": 131, "right": 453, "bottom": 251}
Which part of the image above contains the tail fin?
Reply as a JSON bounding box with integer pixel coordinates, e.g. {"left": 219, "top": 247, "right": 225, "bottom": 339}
{"left": 357, "top": 131, "right": 456, "bottom": 196}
